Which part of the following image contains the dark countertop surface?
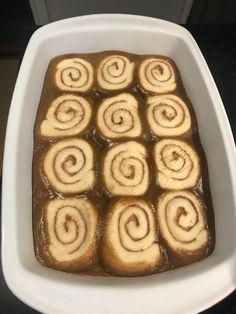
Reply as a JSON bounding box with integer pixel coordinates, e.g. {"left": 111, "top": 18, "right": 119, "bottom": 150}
{"left": 0, "top": 23, "right": 235, "bottom": 314}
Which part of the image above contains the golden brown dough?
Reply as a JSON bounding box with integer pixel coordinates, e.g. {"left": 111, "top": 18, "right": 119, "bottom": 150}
{"left": 40, "top": 95, "right": 92, "bottom": 137}
{"left": 146, "top": 94, "right": 191, "bottom": 137}
{"left": 157, "top": 191, "right": 209, "bottom": 258}
{"left": 103, "top": 141, "right": 149, "bottom": 196}
{"left": 43, "top": 139, "right": 95, "bottom": 194}
{"left": 100, "top": 198, "right": 163, "bottom": 276}
{"left": 44, "top": 198, "right": 98, "bottom": 271}
{"left": 97, "top": 55, "right": 134, "bottom": 90}
{"left": 55, "top": 58, "right": 93, "bottom": 92}
{"left": 139, "top": 57, "right": 176, "bottom": 93}
{"left": 97, "top": 93, "right": 142, "bottom": 139}
{"left": 154, "top": 139, "right": 200, "bottom": 190}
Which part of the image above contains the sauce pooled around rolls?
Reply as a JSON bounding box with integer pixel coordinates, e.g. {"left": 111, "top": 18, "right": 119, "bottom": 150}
{"left": 33, "top": 51, "right": 215, "bottom": 277}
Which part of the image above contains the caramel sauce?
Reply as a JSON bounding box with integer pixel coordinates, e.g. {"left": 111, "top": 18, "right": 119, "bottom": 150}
{"left": 33, "top": 51, "right": 215, "bottom": 276}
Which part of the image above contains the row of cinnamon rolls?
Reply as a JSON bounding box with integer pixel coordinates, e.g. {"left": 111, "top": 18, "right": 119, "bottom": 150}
{"left": 43, "top": 193, "right": 210, "bottom": 276}
{"left": 43, "top": 139, "right": 200, "bottom": 195}
{"left": 55, "top": 55, "right": 176, "bottom": 93}
{"left": 40, "top": 93, "right": 191, "bottom": 138}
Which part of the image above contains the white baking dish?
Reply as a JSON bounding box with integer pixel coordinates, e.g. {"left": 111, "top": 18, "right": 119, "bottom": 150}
{"left": 2, "top": 14, "right": 236, "bottom": 314}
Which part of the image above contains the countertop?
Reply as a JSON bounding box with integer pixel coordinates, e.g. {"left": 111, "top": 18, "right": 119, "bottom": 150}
{"left": 0, "top": 24, "right": 235, "bottom": 313}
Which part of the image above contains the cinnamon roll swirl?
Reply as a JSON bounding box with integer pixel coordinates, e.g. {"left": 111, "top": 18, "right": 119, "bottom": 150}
{"left": 97, "top": 55, "right": 134, "bottom": 90}
{"left": 154, "top": 139, "right": 200, "bottom": 190}
{"left": 55, "top": 58, "right": 93, "bottom": 92}
{"left": 139, "top": 57, "right": 176, "bottom": 93}
{"left": 101, "top": 198, "right": 163, "bottom": 276}
{"left": 157, "top": 191, "right": 209, "bottom": 257}
{"left": 40, "top": 95, "right": 92, "bottom": 137}
{"left": 43, "top": 139, "right": 95, "bottom": 194}
{"left": 45, "top": 198, "right": 98, "bottom": 270}
{"left": 146, "top": 94, "right": 191, "bottom": 136}
{"left": 97, "top": 93, "right": 142, "bottom": 139}
{"left": 103, "top": 141, "right": 149, "bottom": 196}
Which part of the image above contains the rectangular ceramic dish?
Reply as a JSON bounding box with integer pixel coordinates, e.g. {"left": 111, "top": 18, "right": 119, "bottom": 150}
{"left": 2, "top": 14, "right": 236, "bottom": 314}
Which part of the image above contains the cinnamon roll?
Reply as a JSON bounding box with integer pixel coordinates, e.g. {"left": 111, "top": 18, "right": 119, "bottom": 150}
{"left": 97, "top": 55, "right": 134, "bottom": 90}
{"left": 139, "top": 57, "right": 176, "bottom": 93}
{"left": 157, "top": 191, "right": 209, "bottom": 257}
{"left": 154, "top": 139, "right": 200, "bottom": 190}
{"left": 43, "top": 139, "right": 95, "bottom": 194}
{"left": 55, "top": 58, "right": 93, "bottom": 92}
{"left": 146, "top": 94, "right": 191, "bottom": 136}
{"left": 45, "top": 198, "right": 98, "bottom": 270}
{"left": 103, "top": 141, "right": 149, "bottom": 196}
{"left": 97, "top": 93, "right": 142, "bottom": 139}
{"left": 40, "top": 95, "right": 92, "bottom": 137}
{"left": 101, "top": 198, "right": 163, "bottom": 276}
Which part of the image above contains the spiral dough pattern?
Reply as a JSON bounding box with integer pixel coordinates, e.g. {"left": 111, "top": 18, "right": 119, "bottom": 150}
{"left": 97, "top": 55, "right": 134, "bottom": 90}
{"left": 97, "top": 93, "right": 142, "bottom": 139}
{"left": 146, "top": 94, "right": 191, "bottom": 136}
{"left": 139, "top": 57, "right": 176, "bottom": 93}
{"left": 55, "top": 58, "right": 93, "bottom": 92}
{"left": 40, "top": 95, "right": 92, "bottom": 137}
{"left": 103, "top": 141, "right": 149, "bottom": 196}
{"left": 154, "top": 139, "right": 200, "bottom": 190}
{"left": 43, "top": 139, "right": 95, "bottom": 194}
{"left": 45, "top": 198, "right": 98, "bottom": 269}
{"left": 101, "top": 198, "right": 163, "bottom": 276}
{"left": 157, "top": 191, "right": 209, "bottom": 256}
